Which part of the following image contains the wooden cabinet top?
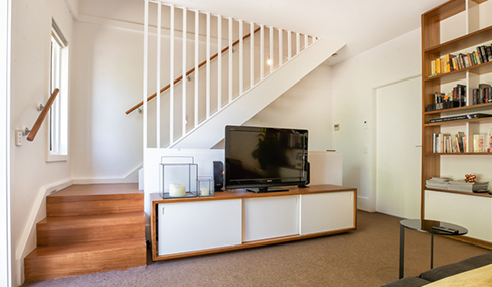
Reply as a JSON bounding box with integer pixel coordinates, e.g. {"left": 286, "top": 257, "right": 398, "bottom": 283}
{"left": 150, "top": 184, "right": 356, "bottom": 204}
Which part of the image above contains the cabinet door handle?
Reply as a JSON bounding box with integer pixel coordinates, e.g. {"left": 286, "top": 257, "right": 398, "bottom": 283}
{"left": 415, "top": 145, "right": 422, "bottom": 148}
{"left": 162, "top": 207, "right": 165, "bottom": 215}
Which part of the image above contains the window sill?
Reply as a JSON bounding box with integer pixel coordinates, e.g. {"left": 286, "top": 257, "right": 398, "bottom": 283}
{"left": 46, "top": 154, "right": 68, "bottom": 162}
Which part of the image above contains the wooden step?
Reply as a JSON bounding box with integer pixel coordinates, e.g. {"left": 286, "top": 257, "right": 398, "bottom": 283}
{"left": 46, "top": 184, "right": 143, "bottom": 216}
{"left": 36, "top": 212, "right": 145, "bottom": 246}
{"left": 24, "top": 237, "right": 147, "bottom": 282}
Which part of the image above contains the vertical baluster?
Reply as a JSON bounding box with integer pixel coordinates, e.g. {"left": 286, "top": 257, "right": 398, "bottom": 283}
{"left": 182, "top": 8, "right": 187, "bottom": 136}
{"left": 250, "top": 22, "right": 254, "bottom": 88}
{"left": 269, "top": 26, "right": 273, "bottom": 74}
{"left": 169, "top": 4, "right": 174, "bottom": 144}
{"left": 156, "top": 1, "right": 161, "bottom": 148}
{"left": 279, "top": 29, "right": 283, "bottom": 67}
{"left": 228, "top": 17, "right": 232, "bottom": 102}
{"left": 217, "top": 15, "right": 222, "bottom": 110}
{"left": 143, "top": 0, "right": 149, "bottom": 149}
{"left": 260, "top": 24, "right": 264, "bottom": 80}
{"left": 239, "top": 20, "right": 243, "bottom": 95}
{"left": 304, "top": 34, "right": 308, "bottom": 50}
{"left": 206, "top": 12, "right": 210, "bottom": 118}
{"left": 296, "top": 32, "right": 300, "bottom": 55}
{"left": 194, "top": 10, "right": 199, "bottom": 127}
{"left": 287, "top": 31, "right": 292, "bottom": 60}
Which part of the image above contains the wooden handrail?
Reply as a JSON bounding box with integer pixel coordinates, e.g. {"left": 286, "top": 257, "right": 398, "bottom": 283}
{"left": 27, "top": 88, "right": 60, "bottom": 142}
{"left": 126, "top": 27, "right": 262, "bottom": 115}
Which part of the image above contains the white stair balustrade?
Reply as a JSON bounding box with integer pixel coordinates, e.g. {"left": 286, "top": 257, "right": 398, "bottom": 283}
{"left": 135, "top": 1, "right": 343, "bottom": 149}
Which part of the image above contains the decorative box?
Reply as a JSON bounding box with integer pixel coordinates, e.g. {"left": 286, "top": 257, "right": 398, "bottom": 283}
{"left": 160, "top": 156, "right": 198, "bottom": 198}
{"left": 197, "top": 176, "right": 214, "bottom": 197}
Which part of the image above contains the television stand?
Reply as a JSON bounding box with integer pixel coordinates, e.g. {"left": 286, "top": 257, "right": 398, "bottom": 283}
{"left": 246, "top": 187, "right": 289, "bottom": 193}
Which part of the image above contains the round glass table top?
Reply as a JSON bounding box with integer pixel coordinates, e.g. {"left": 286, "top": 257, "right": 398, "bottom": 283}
{"left": 400, "top": 219, "right": 468, "bottom": 235}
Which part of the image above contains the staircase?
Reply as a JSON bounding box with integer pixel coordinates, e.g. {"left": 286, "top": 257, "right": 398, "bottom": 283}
{"left": 24, "top": 184, "right": 146, "bottom": 282}
{"left": 133, "top": 2, "right": 344, "bottom": 149}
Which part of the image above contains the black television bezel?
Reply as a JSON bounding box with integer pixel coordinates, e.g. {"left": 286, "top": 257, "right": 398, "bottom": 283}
{"left": 224, "top": 125, "right": 309, "bottom": 191}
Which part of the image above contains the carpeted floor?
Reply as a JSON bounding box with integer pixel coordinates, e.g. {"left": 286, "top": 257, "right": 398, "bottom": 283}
{"left": 23, "top": 210, "right": 490, "bottom": 287}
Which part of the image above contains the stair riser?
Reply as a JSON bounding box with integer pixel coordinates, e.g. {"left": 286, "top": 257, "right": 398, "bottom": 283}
{"left": 47, "top": 198, "right": 144, "bottom": 216}
{"left": 37, "top": 223, "right": 145, "bottom": 246}
{"left": 24, "top": 245, "right": 147, "bottom": 282}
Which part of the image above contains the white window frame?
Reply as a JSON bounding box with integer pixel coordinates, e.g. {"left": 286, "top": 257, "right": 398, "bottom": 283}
{"left": 47, "top": 20, "right": 68, "bottom": 162}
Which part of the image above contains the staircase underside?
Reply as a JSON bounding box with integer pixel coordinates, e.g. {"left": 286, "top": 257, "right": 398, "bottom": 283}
{"left": 171, "top": 37, "right": 345, "bottom": 149}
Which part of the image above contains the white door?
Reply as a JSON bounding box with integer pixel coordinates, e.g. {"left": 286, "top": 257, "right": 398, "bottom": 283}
{"left": 158, "top": 199, "right": 242, "bottom": 256}
{"left": 299, "top": 192, "right": 355, "bottom": 235}
{"left": 376, "top": 77, "right": 421, "bottom": 218}
{"left": 243, "top": 196, "right": 299, "bottom": 242}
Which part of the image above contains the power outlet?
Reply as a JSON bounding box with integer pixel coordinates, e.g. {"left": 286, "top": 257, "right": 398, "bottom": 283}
{"left": 15, "top": 130, "right": 23, "bottom": 146}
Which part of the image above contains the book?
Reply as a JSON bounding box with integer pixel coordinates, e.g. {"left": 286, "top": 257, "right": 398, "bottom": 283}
{"left": 426, "top": 177, "right": 451, "bottom": 189}
{"left": 479, "top": 84, "right": 491, "bottom": 104}
{"left": 447, "top": 180, "right": 489, "bottom": 192}
{"left": 432, "top": 132, "right": 465, "bottom": 153}
{"left": 445, "top": 54, "right": 456, "bottom": 72}
{"left": 429, "top": 113, "right": 492, "bottom": 123}
{"left": 486, "top": 45, "right": 492, "bottom": 62}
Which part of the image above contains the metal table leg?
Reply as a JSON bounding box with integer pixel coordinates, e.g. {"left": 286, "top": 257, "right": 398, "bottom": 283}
{"left": 399, "top": 224, "right": 405, "bottom": 279}
{"left": 431, "top": 233, "right": 434, "bottom": 269}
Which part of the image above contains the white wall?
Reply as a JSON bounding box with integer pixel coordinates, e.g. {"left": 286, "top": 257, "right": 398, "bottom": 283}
{"left": 10, "top": 0, "right": 74, "bottom": 285}
{"left": 245, "top": 63, "right": 333, "bottom": 151}
{"left": 70, "top": 5, "right": 335, "bottom": 181}
{"left": 331, "top": 28, "right": 421, "bottom": 212}
{"left": 70, "top": 21, "right": 145, "bottom": 183}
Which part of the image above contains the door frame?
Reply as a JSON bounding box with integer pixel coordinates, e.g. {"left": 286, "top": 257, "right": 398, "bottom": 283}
{"left": 1, "top": 0, "right": 12, "bottom": 285}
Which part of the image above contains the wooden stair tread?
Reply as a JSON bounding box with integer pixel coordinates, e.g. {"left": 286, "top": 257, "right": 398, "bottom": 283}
{"left": 25, "top": 183, "right": 147, "bottom": 281}
{"left": 38, "top": 211, "right": 145, "bottom": 227}
{"left": 26, "top": 237, "right": 146, "bottom": 258}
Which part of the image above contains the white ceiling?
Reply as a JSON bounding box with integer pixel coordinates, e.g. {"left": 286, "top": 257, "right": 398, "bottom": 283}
{"left": 158, "top": 0, "right": 450, "bottom": 65}
{"left": 76, "top": 0, "right": 451, "bottom": 65}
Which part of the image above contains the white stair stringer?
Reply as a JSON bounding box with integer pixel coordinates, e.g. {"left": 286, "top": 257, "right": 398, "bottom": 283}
{"left": 171, "top": 37, "right": 345, "bottom": 149}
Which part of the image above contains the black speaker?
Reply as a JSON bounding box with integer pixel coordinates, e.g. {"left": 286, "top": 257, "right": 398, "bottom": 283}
{"left": 213, "top": 161, "right": 224, "bottom": 191}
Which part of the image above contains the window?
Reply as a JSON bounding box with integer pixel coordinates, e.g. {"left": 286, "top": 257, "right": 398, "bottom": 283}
{"left": 48, "top": 19, "right": 68, "bottom": 161}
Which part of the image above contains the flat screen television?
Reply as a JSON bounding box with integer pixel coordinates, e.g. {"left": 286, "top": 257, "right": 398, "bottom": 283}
{"left": 224, "top": 125, "right": 309, "bottom": 193}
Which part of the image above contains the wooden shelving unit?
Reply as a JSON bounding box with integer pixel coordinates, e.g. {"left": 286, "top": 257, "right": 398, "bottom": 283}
{"left": 421, "top": 0, "right": 492, "bottom": 247}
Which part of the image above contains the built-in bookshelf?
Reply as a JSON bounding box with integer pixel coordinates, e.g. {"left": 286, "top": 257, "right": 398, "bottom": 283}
{"left": 422, "top": 0, "right": 492, "bottom": 245}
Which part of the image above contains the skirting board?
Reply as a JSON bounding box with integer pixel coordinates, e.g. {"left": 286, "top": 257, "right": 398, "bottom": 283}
{"left": 16, "top": 178, "right": 73, "bottom": 284}
{"left": 72, "top": 164, "right": 142, "bottom": 184}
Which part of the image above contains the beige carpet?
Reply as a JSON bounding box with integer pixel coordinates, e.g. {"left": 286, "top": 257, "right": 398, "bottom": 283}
{"left": 23, "top": 210, "right": 489, "bottom": 287}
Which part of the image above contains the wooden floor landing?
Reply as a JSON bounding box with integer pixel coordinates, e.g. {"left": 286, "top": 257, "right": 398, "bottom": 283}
{"left": 50, "top": 183, "right": 141, "bottom": 196}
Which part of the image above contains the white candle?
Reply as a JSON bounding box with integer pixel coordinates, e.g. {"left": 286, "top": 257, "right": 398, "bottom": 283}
{"left": 200, "top": 187, "right": 210, "bottom": 196}
{"left": 169, "top": 183, "right": 186, "bottom": 197}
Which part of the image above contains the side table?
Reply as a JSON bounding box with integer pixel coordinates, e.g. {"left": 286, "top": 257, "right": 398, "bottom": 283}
{"left": 399, "top": 219, "right": 468, "bottom": 279}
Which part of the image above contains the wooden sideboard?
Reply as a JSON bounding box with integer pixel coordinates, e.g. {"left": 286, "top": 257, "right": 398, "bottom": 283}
{"left": 150, "top": 184, "right": 357, "bottom": 261}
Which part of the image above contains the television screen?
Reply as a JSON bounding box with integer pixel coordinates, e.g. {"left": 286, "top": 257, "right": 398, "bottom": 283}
{"left": 225, "top": 125, "right": 308, "bottom": 192}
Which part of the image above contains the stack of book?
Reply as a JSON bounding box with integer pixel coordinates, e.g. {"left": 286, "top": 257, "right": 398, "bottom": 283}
{"left": 471, "top": 83, "right": 491, "bottom": 105}
{"left": 429, "top": 45, "right": 492, "bottom": 77}
{"left": 432, "top": 132, "right": 465, "bottom": 153}
{"left": 426, "top": 177, "right": 450, "bottom": 189}
{"left": 447, "top": 180, "right": 489, "bottom": 193}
